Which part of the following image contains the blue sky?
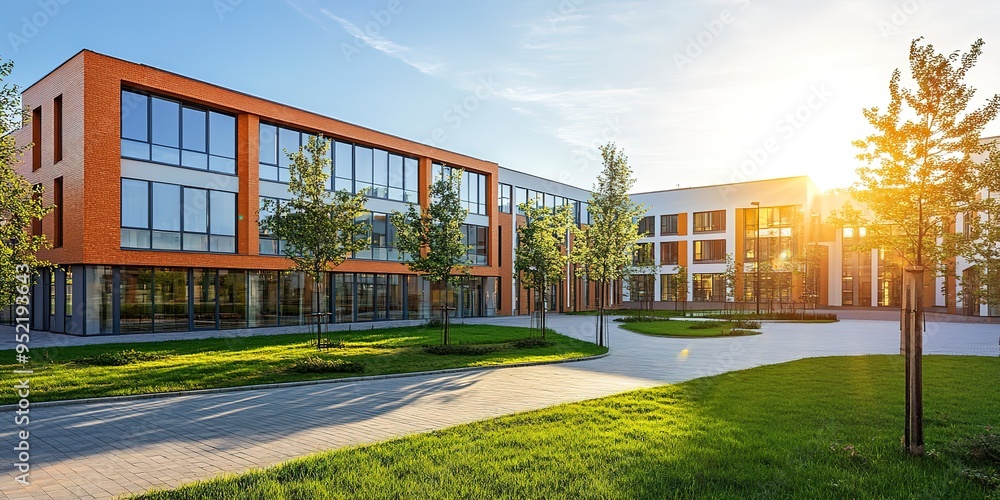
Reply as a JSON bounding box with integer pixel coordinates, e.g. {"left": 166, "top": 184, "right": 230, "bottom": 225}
{"left": 4, "top": 0, "right": 1000, "bottom": 191}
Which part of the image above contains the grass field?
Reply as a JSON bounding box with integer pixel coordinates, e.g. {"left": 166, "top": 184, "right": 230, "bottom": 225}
{"left": 0, "top": 325, "right": 605, "bottom": 404}
{"left": 134, "top": 355, "right": 1000, "bottom": 499}
{"left": 618, "top": 319, "right": 761, "bottom": 337}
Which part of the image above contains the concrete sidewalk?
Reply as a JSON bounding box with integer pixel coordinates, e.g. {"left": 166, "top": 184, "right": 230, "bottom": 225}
{"left": 1, "top": 315, "right": 997, "bottom": 499}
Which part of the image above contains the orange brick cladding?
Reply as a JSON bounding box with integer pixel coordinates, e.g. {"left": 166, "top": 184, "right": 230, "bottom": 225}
{"left": 16, "top": 50, "right": 501, "bottom": 280}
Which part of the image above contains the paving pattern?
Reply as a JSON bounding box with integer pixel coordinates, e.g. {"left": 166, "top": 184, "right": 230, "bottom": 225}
{"left": 0, "top": 315, "right": 997, "bottom": 499}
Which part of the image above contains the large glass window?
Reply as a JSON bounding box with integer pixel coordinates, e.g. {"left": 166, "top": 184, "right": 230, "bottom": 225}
{"left": 433, "top": 163, "right": 488, "bottom": 215}
{"left": 693, "top": 210, "right": 726, "bottom": 233}
{"left": 248, "top": 270, "right": 278, "bottom": 327}
{"left": 121, "top": 179, "right": 236, "bottom": 253}
{"left": 354, "top": 211, "right": 398, "bottom": 261}
{"left": 121, "top": 179, "right": 151, "bottom": 248}
{"left": 661, "top": 274, "right": 682, "bottom": 301}
{"left": 335, "top": 273, "right": 354, "bottom": 323}
{"left": 661, "top": 214, "right": 678, "bottom": 235}
{"left": 660, "top": 241, "right": 679, "bottom": 265}
{"left": 637, "top": 216, "right": 655, "bottom": 236}
{"left": 153, "top": 268, "right": 189, "bottom": 332}
{"left": 219, "top": 270, "right": 247, "bottom": 329}
{"left": 193, "top": 269, "right": 217, "bottom": 330}
{"left": 498, "top": 183, "right": 512, "bottom": 214}
{"left": 121, "top": 89, "right": 235, "bottom": 174}
{"left": 515, "top": 187, "right": 528, "bottom": 215}
{"left": 692, "top": 273, "right": 725, "bottom": 302}
{"left": 693, "top": 239, "right": 726, "bottom": 262}
{"left": 280, "top": 272, "right": 306, "bottom": 326}
{"left": 120, "top": 267, "right": 153, "bottom": 333}
{"left": 462, "top": 224, "right": 488, "bottom": 266}
{"left": 84, "top": 266, "right": 114, "bottom": 334}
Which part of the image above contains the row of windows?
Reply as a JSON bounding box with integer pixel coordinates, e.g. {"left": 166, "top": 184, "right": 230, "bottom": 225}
{"left": 434, "top": 164, "right": 488, "bottom": 215}
{"left": 512, "top": 186, "right": 591, "bottom": 225}
{"left": 629, "top": 240, "right": 725, "bottom": 265}
{"left": 258, "top": 197, "right": 487, "bottom": 266}
{"left": 121, "top": 90, "right": 236, "bottom": 174}
{"left": 630, "top": 273, "right": 726, "bottom": 302}
{"left": 259, "top": 124, "right": 420, "bottom": 203}
{"left": 121, "top": 179, "right": 236, "bottom": 253}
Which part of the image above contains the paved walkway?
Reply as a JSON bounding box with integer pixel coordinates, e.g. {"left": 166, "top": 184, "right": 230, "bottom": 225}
{"left": 1, "top": 316, "right": 997, "bottom": 499}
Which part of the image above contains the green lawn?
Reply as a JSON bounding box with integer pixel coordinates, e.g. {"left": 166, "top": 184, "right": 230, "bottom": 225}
{"left": 134, "top": 355, "right": 1000, "bottom": 499}
{"left": 0, "top": 325, "right": 605, "bottom": 404}
{"left": 618, "top": 319, "right": 761, "bottom": 337}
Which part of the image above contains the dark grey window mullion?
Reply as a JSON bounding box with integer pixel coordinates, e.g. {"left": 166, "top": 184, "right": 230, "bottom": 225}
{"left": 215, "top": 270, "right": 221, "bottom": 330}
{"left": 187, "top": 269, "right": 194, "bottom": 331}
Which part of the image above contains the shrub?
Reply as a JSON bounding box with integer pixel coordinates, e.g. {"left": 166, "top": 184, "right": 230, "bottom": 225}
{"left": 614, "top": 316, "right": 670, "bottom": 323}
{"left": 423, "top": 343, "right": 507, "bottom": 355}
{"left": 78, "top": 349, "right": 166, "bottom": 366}
{"left": 511, "top": 338, "right": 555, "bottom": 349}
{"left": 733, "top": 319, "right": 762, "bottom": 329}
{"left": 423, "top": 318, "right": 444, "bottom": 328}
{"left": 728, "top": 329, "right": 761, "bottom": 337}
{"left": 287, "top": 356, "right": 364, "bottom": 374}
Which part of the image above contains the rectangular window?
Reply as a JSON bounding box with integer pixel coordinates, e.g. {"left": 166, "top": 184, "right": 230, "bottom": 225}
{"left": 693, "top": 239, "right": 726, "bottom": 262}
{"left": 32, "top": 107, "right": 41, "bottom": 170}
{"left": 462, "top": 224, "right": 488, "bottom": 266}
{"left": 660, "top": 274, "right": 681, "bottom": 302}
{"left": 120, "top": 267, "right": 154, "bottom": 333}
{"left": 335, "top": 273, "right": 355, "bottom": 323}
{"left": 219, "top": 270, "right": 247, "bottom": 329}
{"left": 499, "top": 183, "right": 512, "bottom": 214}
{"left": 248, "top": 270, "right": 278, "bottom": 327}
{"left": 182, "top": 107, "right": 208, "bottom": 169}
{"left": 121, "top": 179, "right": 235, "bottom": 253}
{"left": 515, "top": 187, "right": 528, "bottom": 214}
{"left": 692, "top": 273, "right": 725, "bottom": 302}
{"left": 53, "top": 177, "right": 63, "bottom": 247}
{"left": 693, "top": 210, "right": 726, "bottom": 233}
{"left": 660, "top": 214, "right": 678, "bottom": 235}
{"left": 121, "top": 89, "right": 235, "bottom": 173}
{"left": 660, "top": 241, "right": 678, "bottom": 265}
{"left": 192, "top": 269, "right": 217, "bottom": 330}
{"left": 433, "top": 164, "right": 488, "bottom": 215}
{"left": 633, "top": 242, "right": 654, "bottom": 266}
{"left": 153, "top": 268, "right": 189, "bottom": 332}
{"left": 53, "top": 95, "right": 62, "bottom": 163}
{"left": 334, "top": 141, "right": 354, "bottom": 192}
{"left": 638, "top": 216, "right": 655, "bottom": 236}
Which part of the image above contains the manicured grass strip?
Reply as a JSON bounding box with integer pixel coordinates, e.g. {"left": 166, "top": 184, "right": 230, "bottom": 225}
{"left": 618, "top": 319, "right": 761, "bottom": 337}
{"left": 0, "top": 325, "right": 605, "bottom": 404}
{"left": 133, "top": 356, "right": 1000, "bottom": 499}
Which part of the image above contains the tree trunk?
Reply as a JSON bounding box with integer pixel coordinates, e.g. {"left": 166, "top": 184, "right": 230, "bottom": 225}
{"left": 903, "top": 266, "right": 924, "bottom": 455}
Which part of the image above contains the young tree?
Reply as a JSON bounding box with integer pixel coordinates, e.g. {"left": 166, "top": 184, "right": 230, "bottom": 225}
{"left": 723, "top": 253, "right": 739, "bottom": 313}
{"left": 629, "top": 242, "right": 657, "bottom": 320}
{"left": 841, "top": 37, "right": 999, "bottom": 455}
{"left": 258, "top": 135, "right": 371, "bottom": 340}
{"left": 665, "top": 265, "right": 688, "bottom": 315}
{"left": 391, "top": 168, "right": 470, "bottom": 345}
{"left": 570, "top": 143, "right": 645, "bottom": 346}
{"left": 1, "top": 56, "right": 52, "bottom": 307}
{"left": 515, "top": 201, "right": 575, "bottom": 338}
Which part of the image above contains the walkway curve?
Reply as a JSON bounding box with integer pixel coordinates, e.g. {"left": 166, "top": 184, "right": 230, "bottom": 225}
{"left": 2, "top": 315, "right": 997, "bottom": 499}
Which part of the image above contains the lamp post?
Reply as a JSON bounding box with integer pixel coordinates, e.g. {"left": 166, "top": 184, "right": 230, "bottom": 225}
{"left": 751, "top": 201, "right": 760, "bottom": 315}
